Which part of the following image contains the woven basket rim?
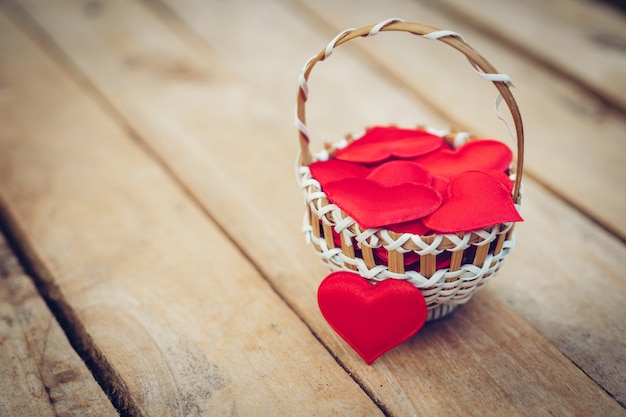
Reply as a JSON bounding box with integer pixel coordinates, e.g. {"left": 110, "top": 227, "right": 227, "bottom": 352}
{"left": 298, "top": 152, "right": 519, "bottom": 253}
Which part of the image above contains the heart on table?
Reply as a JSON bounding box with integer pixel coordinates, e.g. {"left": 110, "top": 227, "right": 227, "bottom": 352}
{"left": 423, "top": 171, "right": 522, "bottom": 233}
{"left": 334, "top": 126, "right": 443, "bottom": 163}
{"left": 318, "top": 271, "right": 428, "bottom": 364}
{"left": 323, "top": 178, "right": 442, "bottom": 229}
{"left": 413, "top": 139, "right": 512, "bottom": 180}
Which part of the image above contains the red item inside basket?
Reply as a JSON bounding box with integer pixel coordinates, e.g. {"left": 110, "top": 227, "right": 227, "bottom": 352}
{"left": 333, "top": 126, "right": 443, "bottom": 163}
{"left": 312, "top": 126, "right": 522, "bottom": 233}
{"left": 412, "top": 139, "right": 513, "bottom": 180}
{"left": 366, "top": 160, "right": 431, "bottom": 186}
{"left": 323, "top": 179, "right": 442, "bottom": 229}
{"left": 309, "top": 159, "right": 371, "bottom": 186}
{"left": 423, "top": 171, "right": 523, "bottom": 233}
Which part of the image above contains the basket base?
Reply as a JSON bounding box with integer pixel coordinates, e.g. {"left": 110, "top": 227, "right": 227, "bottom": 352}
{"left": 426, "top": 303, "right": 459, "bottom": 322}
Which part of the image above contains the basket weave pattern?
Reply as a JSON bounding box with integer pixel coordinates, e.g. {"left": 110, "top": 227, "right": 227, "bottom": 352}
{"left": 297, "top": 135, "right": 518, "bottom": 321}
{"left": 295, "top": 19, "right": 524, "bottom": 321}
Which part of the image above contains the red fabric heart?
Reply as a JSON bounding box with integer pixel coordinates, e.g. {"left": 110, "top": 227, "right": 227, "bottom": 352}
{"left": 373, "top": 247, "right": 421, "bottom": 265}
{"left": 373, "top": 246, "right": 452, "bottom": 269}
{"left": 387, "top": 218, "right": 431, "bottom": 235}
{"left": 430, "top": 175, "right": 450, "bottom": 198}
{"left": 323, "top": 178, "right": 442, "bottom": 229}
{"left": 309, "top": 159, "right": 371, "bottom": 188}
{"left": 413, "top": 139, "right": 512, "bottom": 180}
{"left": 318, "top": 271, "right": 427, "bottom": 364}
{"left": 367, "top": 160, "right": 431, "bottom": 187}
{"left": 473, "top": 169, "right": 514, "bottom": 193}
{"left": 423, "top": 171, "right": 523, "bottom": 233}
{"left": 334, "top": 126, "right": 443, "bottom": 163}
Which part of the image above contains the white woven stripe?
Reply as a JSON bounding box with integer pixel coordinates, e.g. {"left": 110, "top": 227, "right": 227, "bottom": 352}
{"left": 298, "top": 163, "right": 517, "bottom": 253}
{"left": 304, "top": 220, "right": 513, "bottom": 307}
{"left": 368, "top": 18, "right": 405, "bottom": 36}
{"left": 494, "top": 93, "right": 517, "bottom": 146}
{"left": 453, "top": 131, "right": 470, "bottom": 148}
{"left": 428, "top": 304, "right": 458, "bottom": 321}
{"left": 294, "top": 113, "right": 310, "bottom": 141}
{"left": 298, "top": 70, "right": 309, "bottom": 100}
{"left": 439, "top": 233, "right": 472, "bottom": 252}
{"left": 325, "top": 27, "right": 356, "bottom": 58}
{"left": 380, "top": 230, "right": 411, "bottom": 251}
{"left": 408, "top": 234, "right": 445, "bottom": 255}
{"left": 298, "top": 161, "right": 518, "bottom": 314}
{"left": 422, "top": 29, "right": 465, "bottom": 41}
{"left": 479, "top": 72, "right": 512, "bottom": 83}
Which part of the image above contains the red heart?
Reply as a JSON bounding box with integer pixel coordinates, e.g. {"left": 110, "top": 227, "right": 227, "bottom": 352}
{"left": 387, "top": 218, "right": 431, "bottom": 235}
{"left": 430, "top": 174, "right": 450, "bottom": 198}
{"left": 309, "top": 159, "right": 371, "bottom": 188}
{"left": 323, "top": 178, "right": 442, "bottom": 229}
{"left": 423, "top": 171, "right": 523, "bottom": 233}
{"left": 334, "top": 126, "right": 443, "bottom": 163}
{"left": 318, "top": 271, "right": 427, "bottom": 364}
{"left": 474, "top": 169, "right": 514, "bottom": 193}
{"left": 413, "top": 139, "right": 512, "bottom": 180}
{"left": 367, "top": 160, "right": 431, "bottom": 187}
{"left": 373, "top": 247, "right": 421, "bottom": 265}
{"left": 373, "top": 246, "right": 452, "bottom": 269}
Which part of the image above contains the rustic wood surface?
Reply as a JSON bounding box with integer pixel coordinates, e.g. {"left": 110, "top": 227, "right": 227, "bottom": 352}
{"left": 0, "top": 233, "right": 119, "bottom": 416}
{"left": 0, "top": 0, "right": 624, "bottom": 415}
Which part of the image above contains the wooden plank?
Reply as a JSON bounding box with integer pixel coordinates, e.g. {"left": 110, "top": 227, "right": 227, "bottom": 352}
{"left": 149, "top": 0, "right": 626, "bottom": 408}
{"left": 429, "top": 0, "right": 626, "bottom": 111}
{"left": 0, "top": 233, "right": 119, "bottom": 417}
{"left": 10, "top": 0, "right": 625, "bottom": 415}
{"left": 490, "top": 179, "right": 626, "bottom": 409}
{"left": 0, "top": 7, "right": 384, "bottom": 417}
{"left": 291, "top": 0, "right": 626, "bottom": 243}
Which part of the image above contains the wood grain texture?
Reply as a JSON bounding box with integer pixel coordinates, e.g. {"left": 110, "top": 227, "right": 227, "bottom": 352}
{"left": 490, "top": 179, "right": 626, "bottom": 408}
{"left": 430, "top": 0, "right": 626, "bottom": 111}
{"left": 292, "top": 0, "right": 626, "bottom": 243}
{"left": 0, "top": 234, "right": 119, "bottom": 417}
{"left": 7, "top": 0, "right": 624, "bottom": 415}
{"left": 0, "top": 7, "right": 383, "bottom": 416}
{"left": 153, "top": 0, "right": 626, "bottom": 408}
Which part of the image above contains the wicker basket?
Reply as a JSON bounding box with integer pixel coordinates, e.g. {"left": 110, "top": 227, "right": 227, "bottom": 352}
{"left": 295, "top": 19, "right": 524, "bottom": 322}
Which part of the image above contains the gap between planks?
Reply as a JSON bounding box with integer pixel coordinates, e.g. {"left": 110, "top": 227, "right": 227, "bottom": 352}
{"left": 0, "top": 2, "right": 390, "bottom": 414}
{"left": 0, "top": 0, "right": 352, "bottom": 386}
{"left": 0, "top": 229, "right": 120, "bottom": 417}
{"left": 0, "top": 195, "right": 140, "bottom": 417}
{"left": 0, "top": 3, "right": 160, "bottom": 412}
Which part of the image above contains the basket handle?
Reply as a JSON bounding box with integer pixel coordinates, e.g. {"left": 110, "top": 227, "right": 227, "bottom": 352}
{"left": 295, "top": 19, "right": 524, "bottom": 202}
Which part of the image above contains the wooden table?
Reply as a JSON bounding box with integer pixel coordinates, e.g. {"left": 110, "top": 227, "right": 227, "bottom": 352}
{"left": 1, "top": 0, "right": 625, "bottom": 415}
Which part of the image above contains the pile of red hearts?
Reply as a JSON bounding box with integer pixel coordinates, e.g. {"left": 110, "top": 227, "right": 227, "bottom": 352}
{"left": 310, "top": 125, "right": 523, "bottom": 234}
{"left": 310, "top": 125, "right": 523, "bottom": 365}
